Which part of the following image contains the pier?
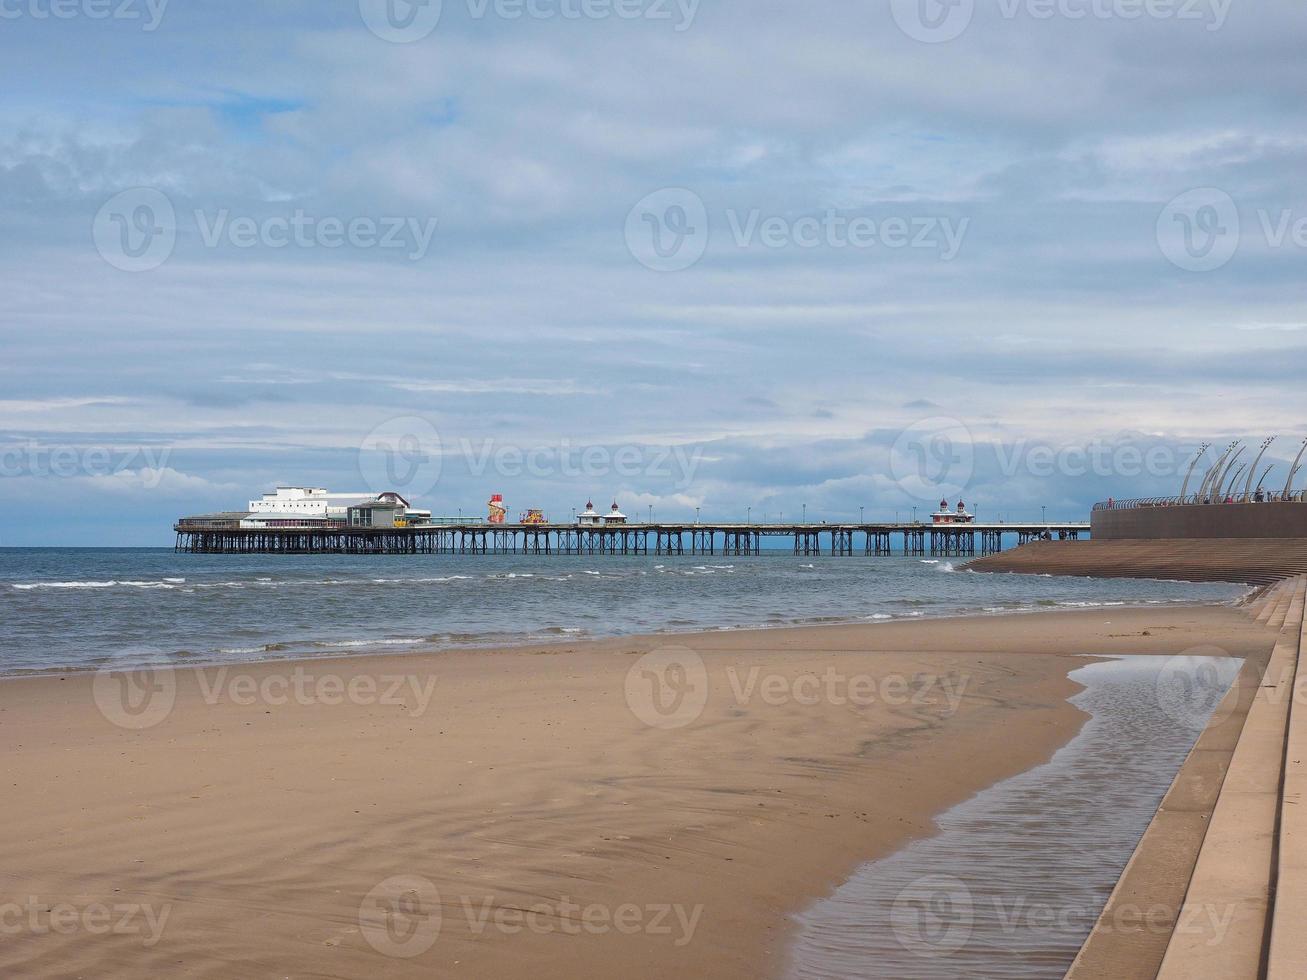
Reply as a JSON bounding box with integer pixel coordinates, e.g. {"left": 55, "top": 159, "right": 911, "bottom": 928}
{"left": 174, "top": 520, "right": 1088, "bottom": 557}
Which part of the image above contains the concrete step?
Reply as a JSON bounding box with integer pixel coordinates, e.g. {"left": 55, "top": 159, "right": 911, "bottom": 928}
{"left": 1268, "top": 586, "right": 1295, "bottom": 632}
{"left": 1254, "top": 581, "right": 1291, "bottom": 625}
{"left": 1254, "top": 590, "right": 1280, "bottom": 623}
{"left": 1155, "top": 578, "right": 1304, "bottom": 979}
{"left": 1246, "top": 583, "right": 1277, "bottom": 620}
{"left": 1251, "top": 584, "right": 1279, "bottom": 625}
{"left": 1267, "top": 578, "right": 1307, "bottom": 978}
{"left": 967, "top": 539, "right": 1307, "bottom": 586}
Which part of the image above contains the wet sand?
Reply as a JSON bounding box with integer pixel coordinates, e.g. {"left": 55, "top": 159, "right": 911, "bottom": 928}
{"left": 0, "top": 605, "right": 1277, "bottom": 979}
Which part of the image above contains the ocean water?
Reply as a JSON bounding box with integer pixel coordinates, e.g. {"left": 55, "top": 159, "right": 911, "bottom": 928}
{"left": 0, "top": 549, "right": 1246, "bottom": 674}
{"left": 787, "top": 655, "right": 1243, "bottom": 979}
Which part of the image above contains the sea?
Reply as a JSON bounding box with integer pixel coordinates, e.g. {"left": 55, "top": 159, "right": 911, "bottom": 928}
{"left": 0, "top": 548, "right": 1248, "bottom": 675}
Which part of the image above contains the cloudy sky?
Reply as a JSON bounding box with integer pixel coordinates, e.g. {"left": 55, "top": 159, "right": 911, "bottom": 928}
{"left": 3, "top": 0, "right": 1306, "bottom": 545}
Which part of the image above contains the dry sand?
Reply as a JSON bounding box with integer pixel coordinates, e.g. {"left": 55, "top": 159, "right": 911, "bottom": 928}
{"left": 0, "top": 605, "right": 1277, "bottom": 979}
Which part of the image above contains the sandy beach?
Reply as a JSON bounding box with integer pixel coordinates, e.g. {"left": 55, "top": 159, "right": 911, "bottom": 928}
{"left": 0, "top": 604, "right": 1277, "bottom": 979}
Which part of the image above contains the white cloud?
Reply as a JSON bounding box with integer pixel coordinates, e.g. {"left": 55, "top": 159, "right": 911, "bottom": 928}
{"left": 0, "top": 397, "right": 133, "bottom": 413}
{"left": 1237, "top": 322, "right": 1307, "bottom": 332}
{"left": 4, "top": 1, "right": 1307, "bottom": 541}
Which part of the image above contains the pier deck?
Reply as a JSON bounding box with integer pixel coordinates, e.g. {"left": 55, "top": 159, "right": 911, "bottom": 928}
{"left": 173, "top": 521, "right": 1088, "bottom": 557}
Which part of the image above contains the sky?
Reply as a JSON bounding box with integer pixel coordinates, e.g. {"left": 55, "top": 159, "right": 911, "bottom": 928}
{"left": 2, "top": 0, "right": 1306, "bottom": 545}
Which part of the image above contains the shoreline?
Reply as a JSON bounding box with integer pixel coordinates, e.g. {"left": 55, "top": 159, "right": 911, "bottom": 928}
{"left": 0, "top": 604, "right": 1278, "bottom": 978}
{"left": 0, "top": 588, "right": 1255, "bottom": 681}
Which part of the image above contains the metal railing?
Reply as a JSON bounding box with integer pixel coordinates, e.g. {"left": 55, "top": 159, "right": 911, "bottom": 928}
{"left": 1093, "top": 492, "right": 1306, "bottom": 512}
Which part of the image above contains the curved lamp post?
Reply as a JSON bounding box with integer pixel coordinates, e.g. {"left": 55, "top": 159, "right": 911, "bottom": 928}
{"left": 1223, "top": 463, "right": 1248, "bottom": 500}
{"left": 1242, "top": 437, "right": 1276, "bottom": 502}
{"left": 1199, "top": 442, "right": 1237, "bottom": 502}
{"left": 1218, "top": 445, "right": 1247, "bottom": 499}
{"left": 1210, "top": 442, "right": 1244, "bottom": 501}
{"left": 1178, "top": 443, "right": 1210, "bottom": 503}
{"left": 1284, "top": 438, "right": 1307, "bottom": 499}
{"left": 1255, "top": 463, "right": 1276, "bottom": 495}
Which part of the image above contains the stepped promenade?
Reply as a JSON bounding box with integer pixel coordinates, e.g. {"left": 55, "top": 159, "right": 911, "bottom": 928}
{"left": 970, "top": 496, "right": 1307, "bottom": 979}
